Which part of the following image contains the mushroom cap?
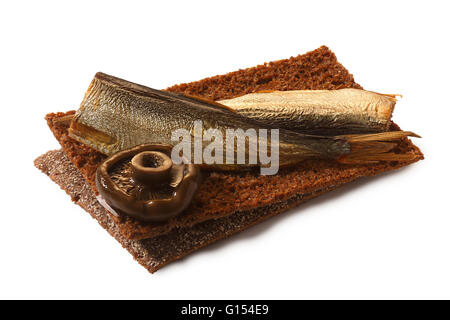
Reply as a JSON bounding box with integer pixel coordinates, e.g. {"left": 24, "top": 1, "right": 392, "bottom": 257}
{"left": 95, "top": 144, "right": 200, "bottom": 222}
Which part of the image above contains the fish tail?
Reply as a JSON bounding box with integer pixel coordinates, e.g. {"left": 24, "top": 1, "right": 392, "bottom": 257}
{"left": 337, "top": 131, "right": 420, "bottom": 164}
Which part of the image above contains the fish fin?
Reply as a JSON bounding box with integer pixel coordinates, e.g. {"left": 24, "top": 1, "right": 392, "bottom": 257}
{"left": 337, "top": 131, "right": 420, "bottom": 164}
{"left": 182, "top": 93, "right": 237, "bottom": 113}
{"left": 367, "top": 90, "right": 402, "bottom": 102}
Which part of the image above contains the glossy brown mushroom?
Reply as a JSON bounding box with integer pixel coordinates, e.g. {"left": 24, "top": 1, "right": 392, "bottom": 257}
{"left": 95, "top": 144, "right": 200, "bottom": 222}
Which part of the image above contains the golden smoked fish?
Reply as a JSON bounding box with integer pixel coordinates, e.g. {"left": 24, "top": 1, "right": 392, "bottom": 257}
{"left": 219, "top": 89, "right": 397, "bottom": 135}
{"left": 68, "top": 73, "right": 418, "bottom": 172}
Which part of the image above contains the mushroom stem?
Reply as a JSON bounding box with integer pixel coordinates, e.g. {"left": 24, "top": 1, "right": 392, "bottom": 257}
{"left": 131, "top": 151, "right": 173, "bottom": 185}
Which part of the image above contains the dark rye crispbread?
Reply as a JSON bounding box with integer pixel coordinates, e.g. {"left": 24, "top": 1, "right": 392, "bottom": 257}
{"left": 166, "top": 45, "right": 363, "bottom": 99}
{"left": 41, "top": 46, "right": 423, "bottom": 242}
{"left": 35, "top": 149, "right": 342, "bottom": 273}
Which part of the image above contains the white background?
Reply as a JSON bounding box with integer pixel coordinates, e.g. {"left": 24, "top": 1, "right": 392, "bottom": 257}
{"left": 1, "top": 0, "right": 448, "bottom": 299}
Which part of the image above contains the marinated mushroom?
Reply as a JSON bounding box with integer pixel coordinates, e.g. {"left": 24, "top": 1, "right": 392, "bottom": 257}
{"left": 95, "top": 144, "right": 200, "bottom": 222}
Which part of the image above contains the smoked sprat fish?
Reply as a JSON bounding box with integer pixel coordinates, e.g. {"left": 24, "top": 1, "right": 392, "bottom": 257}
{"left": 67, "top": 73, "right": 418, "bottom": 171}
{"left": 218, "top": 89, "right": 397, "bottom": 135}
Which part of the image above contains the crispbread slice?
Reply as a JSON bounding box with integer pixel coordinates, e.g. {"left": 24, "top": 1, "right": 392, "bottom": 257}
{"left": 35, "top": 149, "right": 343, "bottom": 273}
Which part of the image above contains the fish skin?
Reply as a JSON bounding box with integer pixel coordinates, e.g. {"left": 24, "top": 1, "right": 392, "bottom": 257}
{"left": 68, "top": 73, "right": 417, "bottom": 170}
{"left": 69, "top": 73, "right": 351, "bottom": 170}
{"left": 218, "top": 89, "right": 397, "bottom": 135}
